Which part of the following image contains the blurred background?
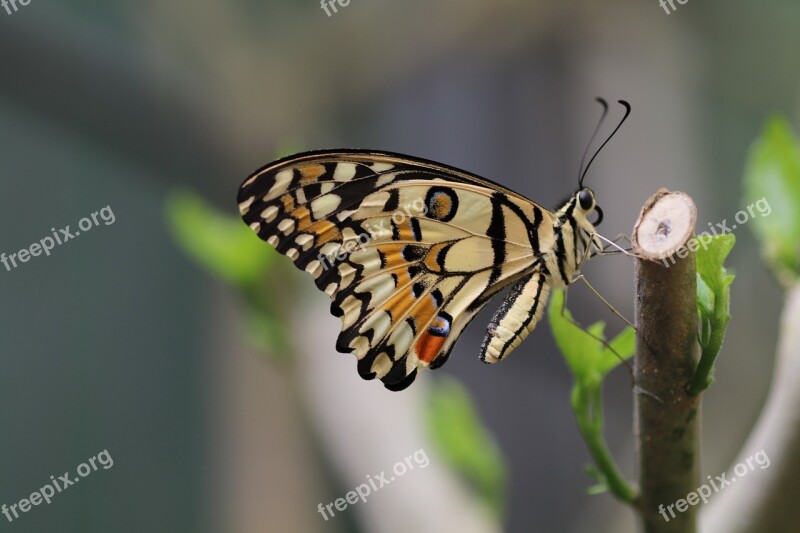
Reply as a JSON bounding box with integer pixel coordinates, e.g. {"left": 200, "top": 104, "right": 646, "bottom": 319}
{"left": 0, "top": 0, "right": 798, "bottom": 532}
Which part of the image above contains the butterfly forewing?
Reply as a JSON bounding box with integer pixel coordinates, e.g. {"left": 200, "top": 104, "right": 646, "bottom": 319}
{"left": 238, "top": 150, "right": 559, "bottom": 390}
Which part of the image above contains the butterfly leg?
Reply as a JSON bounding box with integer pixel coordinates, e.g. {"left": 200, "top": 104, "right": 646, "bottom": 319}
{"left": 592, "top": 233, "right": 647, "bottom": 260}
{"left": 611, "top": 233, "right": 633, "bottom": 247}
{"left": 576, "top": 232, "right": 637, "bottom": 272}
{"left": 571, "top": 274, "right": 637, "bottom": 331}
{"left": 600, "top": 233, "right": 632, "bottom": 254}
{"left": 561, "top": 289, "right": 665, "bottom": 399}
{"left": 571, "top": 274, "right": 666, "bottom": 364}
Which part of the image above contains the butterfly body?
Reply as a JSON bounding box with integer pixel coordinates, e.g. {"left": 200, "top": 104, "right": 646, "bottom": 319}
{"left": 238, "top": 150, "right": 604, "bottom": 391}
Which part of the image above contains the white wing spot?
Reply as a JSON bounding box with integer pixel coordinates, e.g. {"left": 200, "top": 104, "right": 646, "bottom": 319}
{"left": 261, "top": 205, "right": 279, "bottom": 222}
{"left": 306, "top": 260, "right": 322, "bottom": 278}
{"left": 271, "top": 169, "right": 294, "bottom": 197}
{"left": 371, "top": 353, "right": 393, "bottom": 378}
{"left": 338, "top": 263, "right": 357, "bottom": 289}
{"left": 320, "top": 242, "right": 341, "bottom": 259}
{"left": 277, "top": 218, "right": 296, "bottom": 235}
{"left": 360, "top": 311, "right": 392, "bottom": 340}
{"left": 325, "top": 283, "right": 338, "bottom": 297}
{"left": 375, "top": 172, "right": 399, "bottom": 187}
{"left": 340, "top": 295, "right": 362, "bottom": 330}
{"left": 336, "top": 209, "right": 356, "bottom": 222}
{"left": 333, "top": 162, "right": 358, "bottom": 181}
{"left": 239, "top": 196, "right": 254, "bottom": 214}
{"left": 389, "top": 321, "right": 415, "bottom": 354}
{"left": 371, "top": 162, "right": 394, "bottom": 173}
{"left": 350, "top": 336, "right": 370, "bottom": 359}
{"left": 295, "top": 233, "right": 314, "bottom": 250}
{"left": 310, "top": 195, "right": 342, "bottom": 219}
{"left": 357, "top": 274, "right": 395, "bottom": 305}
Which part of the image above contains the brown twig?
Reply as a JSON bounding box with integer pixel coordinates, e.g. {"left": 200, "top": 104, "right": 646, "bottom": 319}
{"left": 632, "top": 189, "right": 701, "bottom": 533}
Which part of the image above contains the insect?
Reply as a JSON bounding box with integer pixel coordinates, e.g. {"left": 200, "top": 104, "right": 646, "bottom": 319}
{"left": 238, "top": 99, "right": 631, "bottom": 391}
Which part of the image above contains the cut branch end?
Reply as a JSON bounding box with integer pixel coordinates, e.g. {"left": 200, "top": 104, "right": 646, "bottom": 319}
{"left": 633, "top": 188, "right": 697, "bottom": 263}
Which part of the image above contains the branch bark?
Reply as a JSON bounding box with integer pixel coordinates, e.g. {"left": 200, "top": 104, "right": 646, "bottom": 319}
{"left": 632, "top": 189, "right": 701, "bottom": 532}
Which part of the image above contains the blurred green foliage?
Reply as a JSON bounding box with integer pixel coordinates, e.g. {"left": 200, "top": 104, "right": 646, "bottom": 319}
{"left": 548, "top": 289, "right": 636, "bottom": 503}
{"left": 166, "top": 190, "right": 276, "bottom": 287}
{"left": 744, "top": 117, "right": 800, "bottom": 287}
{"left": 168, "top": 189, "right": 508, "bottom": 521}
{"left": 425, "top": 376, "right": 507, "bottom": 519}
{"left": 165, "top": 189, "right": 293, "bottom": 359}
{"left": 690, "top": 234, "right": 735, "bottom": 395}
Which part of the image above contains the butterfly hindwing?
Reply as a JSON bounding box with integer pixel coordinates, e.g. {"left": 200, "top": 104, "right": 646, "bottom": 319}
{"left": 238, "top": 150, "right": 551, "bottom": 390}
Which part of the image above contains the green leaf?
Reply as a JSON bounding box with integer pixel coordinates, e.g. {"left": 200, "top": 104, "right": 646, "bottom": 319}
{"left": 548, "top": 289, "right": 634, "bottom": 384}
{"left": 165, "top": 189, "right": 293, "bottom": 360}
{"left": 165, "top": 190, "right": 276, "bottom": 287}
{"left": 743, "top": 116, "right": 800, "bottom": 286}
{"left": 696, "top": 234, "right": 736, "bottom": 294}
{"left": 425, "top": 377, "right": 506, "bottom": 518}
{"left": 696, "top": 275, "right": 715, "bottom": 320}
{"left": 548, "top": 289, "right": 600, "bottom": 383}
{"left": 596, "top": 327, "right": 635, "bottom": 377}
{"left": 587, "top": 482, "right": 610, "bottom": 496}
{"left": 548, "top": 289, "right": 637, "bottom": 504}
{"left": 688, "top": 234, "right": 736, "bottom": 395}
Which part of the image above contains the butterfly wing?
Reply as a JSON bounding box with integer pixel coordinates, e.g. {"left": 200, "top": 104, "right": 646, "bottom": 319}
{"left": 238, "top": 150, "right": 552, "bottom": 390}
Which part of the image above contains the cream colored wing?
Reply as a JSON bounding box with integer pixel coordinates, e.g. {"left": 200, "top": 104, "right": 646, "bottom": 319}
{"left": 238, "top": 150, "right": 554, "bottom": 390}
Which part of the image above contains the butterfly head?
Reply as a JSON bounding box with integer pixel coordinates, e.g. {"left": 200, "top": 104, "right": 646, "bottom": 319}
{"left": 555, "top": 187, "right": 602, "bottom": 228}
{"left": 556, "top": 187, "right": 604, "bottom": 258}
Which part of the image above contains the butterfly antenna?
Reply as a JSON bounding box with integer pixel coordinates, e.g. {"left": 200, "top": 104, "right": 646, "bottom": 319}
{"left": 579, "top": 100, "right": 632, "bottom": 187}
{"left": 578, "top": 98, "right": 609, "bottom": 189}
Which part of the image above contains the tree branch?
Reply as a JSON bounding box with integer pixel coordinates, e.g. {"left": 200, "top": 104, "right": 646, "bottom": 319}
{"left": 632, "top": 189, "right": 701, "bottom": 532}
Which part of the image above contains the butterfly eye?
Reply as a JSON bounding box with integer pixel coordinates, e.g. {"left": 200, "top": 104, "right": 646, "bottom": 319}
{"left": 578, "top": 189, "right": 594, "bottom": 211}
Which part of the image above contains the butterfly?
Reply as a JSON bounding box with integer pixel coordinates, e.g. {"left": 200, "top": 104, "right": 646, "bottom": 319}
{"left": 238, "top": 99, "right": 630, "bottom": 391}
